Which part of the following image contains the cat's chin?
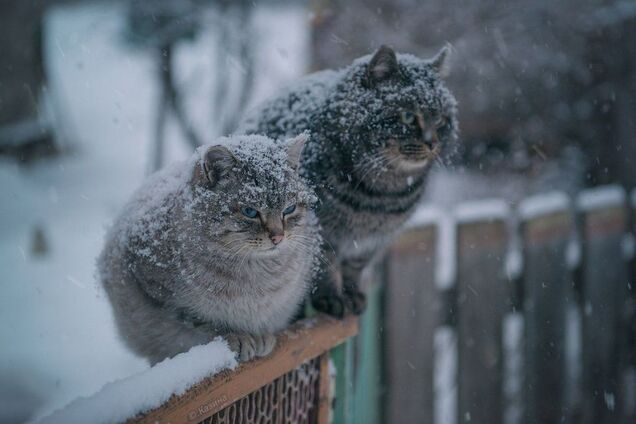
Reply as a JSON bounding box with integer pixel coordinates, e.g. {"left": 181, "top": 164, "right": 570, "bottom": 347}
{"left": 251, "top": 244, "right": 285, "bottom": 257}
{"left": 396, "top": 157, "right": 432, "bottom": 172}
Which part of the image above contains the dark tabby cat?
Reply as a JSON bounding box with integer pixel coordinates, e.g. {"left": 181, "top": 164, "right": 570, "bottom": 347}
{"left": 239, "top": 45, "right": 458, "bottom": 316}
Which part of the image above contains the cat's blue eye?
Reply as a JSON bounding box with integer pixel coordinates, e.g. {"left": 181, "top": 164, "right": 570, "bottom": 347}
{"left": 400, "top": 111, "right": 416, "bottom": 125}
{"left": 282, "top": 204, "right": 296, "bottom": 216}
{"left": 241, "top": 207, "right": 259, "bottom": 218}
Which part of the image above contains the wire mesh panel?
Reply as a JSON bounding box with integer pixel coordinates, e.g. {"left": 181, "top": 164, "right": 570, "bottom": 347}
{"left": 131, "top": 316, "right": 357, "bottom": 424}
{"left": 200, "top": 357, "right": 322, "bottom": 424}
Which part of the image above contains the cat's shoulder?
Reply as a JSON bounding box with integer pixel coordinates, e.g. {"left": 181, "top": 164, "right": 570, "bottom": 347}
{"left": 130, "top": 158, "right": 195, "bottom": 213}
{"left": 239, "top": 68, "right": 343, "bottom": 136}
{"left": 109, "top": 156, "right": 196, "bottom": 245}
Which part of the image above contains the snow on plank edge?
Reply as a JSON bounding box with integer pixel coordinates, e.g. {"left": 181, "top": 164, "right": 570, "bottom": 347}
{"left": 518, "top": 191, "right": 570, "bottom": 221}
{"left": 406, "top": 204, "right": 442, "bottom": 228}
{"left": 454, "top": 198, "right": 511, "bottom": 224}
{"left": 404, "top": 205, "right": 456, "bottom": 290}
{"left": 576, "top": 184, "right": 626, "bottom": 212}
{"left": 35, "top": 339, "right": 237, "bottom": 424}
{"left": 436, "top": 215, "right": 457, "bottom": 290}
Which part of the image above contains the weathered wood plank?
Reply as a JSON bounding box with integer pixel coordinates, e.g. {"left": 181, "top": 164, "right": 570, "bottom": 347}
{"left": 318, "top": 352, "right": 331, "bottom": 424}
{"left": 385, "top": 226, "right": 439, "bottom": 424}
{"left": 578, "top": 190, "right": 629, "bottom": 424}
{"left": 521, "top": 210, "right": 572, "bottom": 424}
{"left": 625, "top": 189, "right": 636, "bottom": 423}
{"left": 132, "top": 315, "right": 358, "bottom": 424}
{"left": 456, "top": 218, "right": 508, "bottom": 424}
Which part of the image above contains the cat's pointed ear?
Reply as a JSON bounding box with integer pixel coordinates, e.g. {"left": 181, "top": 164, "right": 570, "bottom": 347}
{"left": 365, "top": 45, "right": 399, "bottom": 86}
{"left": 195, "top": 145, "right": 237, "bottom": 186}
{"left": 286, "top": 132, "right": 309, "bottom": 170}
{"left": 430, "top": 43, "right": 452, "bottom": 78}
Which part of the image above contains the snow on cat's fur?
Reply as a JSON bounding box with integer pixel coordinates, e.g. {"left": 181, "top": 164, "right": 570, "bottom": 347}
{"left": 240, "top": 45, "right": 458, "bottom": 316}
{"left": 98, "top": 134, "right": 320, "bottom": 364}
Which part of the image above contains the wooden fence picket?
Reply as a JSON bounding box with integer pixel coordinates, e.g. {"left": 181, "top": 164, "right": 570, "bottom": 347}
{"left": 626, "top": 189, "right": 636, "bottom": 423}
{"left": 577, "top": 186, "right": 629, "bottom": 424}
{"left": 384, "top": 224, "right": 439, "bottom": 424}
{"left": 455, "top": 203, "right": 509, "bottom": 424}
{"left": 519, "top": 193, "right": 572, "bottom": 424}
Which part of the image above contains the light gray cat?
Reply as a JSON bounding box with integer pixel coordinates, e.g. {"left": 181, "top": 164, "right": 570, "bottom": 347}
{"left": 98, "top": 134, "right": 319, "bottom": 364}
{"left": 240, "top": 45, "right": 458, "bottom": 316}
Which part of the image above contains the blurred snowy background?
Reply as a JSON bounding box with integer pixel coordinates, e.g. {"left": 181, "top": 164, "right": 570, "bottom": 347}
{"left": 0, "top": 1, "right": 308, "bottom": 422}
{"left": 1, "top": 0, "right": 635, "bottom": 422}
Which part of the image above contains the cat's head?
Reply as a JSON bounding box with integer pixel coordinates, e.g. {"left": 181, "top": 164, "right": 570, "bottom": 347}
{"left": 322, "top": 44, "right": 458, "bottom": 175}
{"left": 189, "top": 134, "right": 317, "bottom": 258}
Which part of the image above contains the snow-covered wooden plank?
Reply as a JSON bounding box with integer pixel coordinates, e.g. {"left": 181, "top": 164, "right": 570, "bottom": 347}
{"left": 576, "top": 184, "right": 625, "bottom": 212}
{"left": 39, "top": 315, "right": 357, "bottom": 424}
{"left": 579, "top": 189, "right": 629, "bottom": 423}
{"left": 520, "top": 199, "right": 572, "bottom": 423}
{"left": 37, "top": 341, "right": 237, "bottom": 424}
{"left": 405, "top": 204, "right": 456, "bottom": 290}
{"left": 134, "top": 314, "right": 357, "bottom": 424}
{"left": 406, "top": 204, "right": 442, "bottom": 228}
{"left": 385, "top": 225, "right": 439, "bottom": 424}
{"left": 518, "top": 190, "right": 570, "bottom": 221}
{"left": 454, "top": 198, "right": 511, "bottom": 224}
{"left": 455, "top": 213, "right": 508, "bottom": 424}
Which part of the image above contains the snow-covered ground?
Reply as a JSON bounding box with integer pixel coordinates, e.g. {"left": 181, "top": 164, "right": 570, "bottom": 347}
{"left": 0, "top": 3, "right": 309, "bottom": 422}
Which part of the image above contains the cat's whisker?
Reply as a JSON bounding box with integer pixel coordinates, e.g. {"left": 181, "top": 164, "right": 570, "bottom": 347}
{"left": 238, "top": 251, "right": 249, "bottom": 272}
{"left": 287, "top": 237, "right": 337, "bottom": 272}
{"left": 288, "top": 234, "right": 337, "bottom": 258}
{"left": 368, "top": 155, "right": 402, "bottom": 187}
{"left": 353, "top": 153, "right": 391, "bottom": 191}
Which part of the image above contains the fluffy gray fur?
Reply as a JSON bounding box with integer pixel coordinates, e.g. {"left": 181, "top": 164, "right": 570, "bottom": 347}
{"left": 239, "top": 46, "right": 458, "bottom": 316}
{"left": 98, "top": 134, "right": 320, "bottom": 364}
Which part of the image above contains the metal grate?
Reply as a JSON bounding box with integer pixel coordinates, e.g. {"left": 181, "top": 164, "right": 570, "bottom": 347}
{"left": 199, "top": 357, "right": 322, "bottom": 424}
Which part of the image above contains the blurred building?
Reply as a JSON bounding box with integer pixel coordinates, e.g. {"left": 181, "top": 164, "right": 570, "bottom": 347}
{"left": 310, "top": 0, "right": 636, "bottom": 189}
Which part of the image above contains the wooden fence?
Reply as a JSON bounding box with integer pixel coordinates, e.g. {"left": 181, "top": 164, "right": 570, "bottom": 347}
{"left": 379, "top": 185, "right": 636, "bottom": 424}
{"left": 47, "top": 185, "right": 636, "bottom": 424}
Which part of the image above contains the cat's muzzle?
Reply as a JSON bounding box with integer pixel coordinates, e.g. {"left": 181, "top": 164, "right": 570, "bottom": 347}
{"left": 398, "top": 143, "right": 433, "bottom": 161}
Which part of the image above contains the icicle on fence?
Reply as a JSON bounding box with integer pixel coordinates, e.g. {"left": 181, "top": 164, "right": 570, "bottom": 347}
{"left": 383, "top": 185, "right": 636, "bottom": 424}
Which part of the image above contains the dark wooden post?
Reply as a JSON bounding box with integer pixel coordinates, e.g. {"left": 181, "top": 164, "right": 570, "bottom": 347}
{"left": 385, "top": 219, "right": 440, "bottom": 424}
{"left": 626, "top": 189, "right": 636, "bottom": 423}
{"left": 577, "top": 186, "right": 629, "bottom": 424}
{"left": 455, "top": 202, "right": 509, "bottom": 424}
{"left": 519, "top": 192, "right": 572, "bottom": 423}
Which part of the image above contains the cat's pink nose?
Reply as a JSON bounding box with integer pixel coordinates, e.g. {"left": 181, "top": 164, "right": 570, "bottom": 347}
{"left": 270, "top": 234, "right": 284, "bottom": 245}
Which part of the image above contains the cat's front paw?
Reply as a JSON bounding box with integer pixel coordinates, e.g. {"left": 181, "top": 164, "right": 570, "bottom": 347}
{"left": 225, "top": 333, "right": 277, "bottom": 362}
{"left": 311, "top": 293, "right": 347, "bottom": 318}
{"left": 344, "top": 289, "right": 367, "bottom": 315}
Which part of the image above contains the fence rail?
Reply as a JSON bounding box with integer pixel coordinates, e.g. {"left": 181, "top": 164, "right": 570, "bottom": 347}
{"left": 132, "top": 315, "right": 358, "bottom": 424}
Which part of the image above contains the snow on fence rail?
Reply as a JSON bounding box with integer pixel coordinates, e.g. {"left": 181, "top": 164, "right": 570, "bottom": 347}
{"left": 38, "top": 315, "right": 357, "bottom": 424}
